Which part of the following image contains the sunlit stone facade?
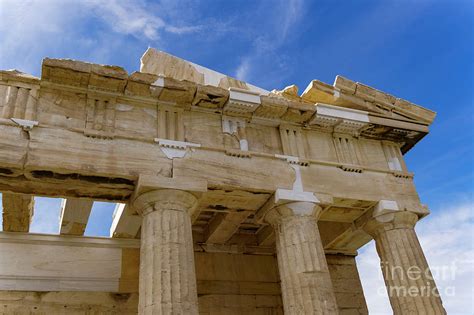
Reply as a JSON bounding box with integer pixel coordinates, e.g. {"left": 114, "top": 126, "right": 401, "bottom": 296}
{"left": 0, "top": 49, "right": 445, "bottom": 314}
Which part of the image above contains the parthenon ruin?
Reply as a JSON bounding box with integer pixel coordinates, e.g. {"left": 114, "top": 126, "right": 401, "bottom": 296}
{"left": 0, "top": 48, "right": 446, "bottom": 314}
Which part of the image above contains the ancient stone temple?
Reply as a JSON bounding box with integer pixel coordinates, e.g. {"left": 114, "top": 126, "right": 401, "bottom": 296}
{"left": 0, "top": 48, "right": 446, "bottom": 314}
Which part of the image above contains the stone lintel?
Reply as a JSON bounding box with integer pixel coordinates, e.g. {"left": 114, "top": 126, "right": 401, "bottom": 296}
{"left": 372, "top": 199, "right": 429, "bottom": 221}
{"left": 373, "top": 199, "right": 399, "bottom": 217}
{"left": 134, "top": 175, "right": 207, "bottom": 197}
{"left": 59, "top": 198, "right": 94, "bottom": 236}
{"left": 255, "top": 165, "right": 334, "bottom": 223}
{"left": 353, "top": 200, "right": 427, "bottom": 234}
{"left": 110, "top": 203, "right": 142, "bottom": 238}
{"left": 363, "top": 210, "right": 419, "bottom": 238}
{"left": 205, "top": 210, "right": 253, "bottom": 244}
{"left": 325, "top": 249, "right": 358, "bottom": 256}
{"left": 274, "top": 188, "right": 318, "bottom": 204}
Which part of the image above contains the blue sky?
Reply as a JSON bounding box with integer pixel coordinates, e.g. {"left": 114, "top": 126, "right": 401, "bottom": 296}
{"left": 0, "top": 0, "right": 473, "bottom": 313}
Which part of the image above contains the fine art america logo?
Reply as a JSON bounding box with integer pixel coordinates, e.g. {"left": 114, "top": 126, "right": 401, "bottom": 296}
{"left": 377, "top": 260, "right": 460, "bottom": 297}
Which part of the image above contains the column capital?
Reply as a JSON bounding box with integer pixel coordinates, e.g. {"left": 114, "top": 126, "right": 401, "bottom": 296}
{"left": 255, "top": 188, "right": 331, "bottom": 225}
{"left": 265, "top": 201, "right": 322, "bottom": 226}
{"left": 363, "top": 210, "right": 419, "bottom": 238}
{"left": 132, "top": 189, "right": 198, "bottom": 217}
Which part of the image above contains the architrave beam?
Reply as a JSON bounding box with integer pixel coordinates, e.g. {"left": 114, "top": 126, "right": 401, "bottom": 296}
{"left": 59, "top": 198, "right": 94, "bottom": 236}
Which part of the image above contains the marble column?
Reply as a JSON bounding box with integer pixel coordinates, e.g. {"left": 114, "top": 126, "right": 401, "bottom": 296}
{"left": 265, "top": 201, "right": 339, "bottom": 314}
{"left": 364, "top": 211, "right": 446, "bottom": 315}
{"left": 133, "top": 189, "right": 199, "bottom": 315}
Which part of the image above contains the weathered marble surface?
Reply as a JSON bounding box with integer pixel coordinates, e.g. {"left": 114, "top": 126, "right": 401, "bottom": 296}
{"left": 0, "top": 49, "right": 444, "bottom": 314}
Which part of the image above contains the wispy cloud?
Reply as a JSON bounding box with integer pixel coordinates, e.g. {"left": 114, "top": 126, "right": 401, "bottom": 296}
{"left": 235, "top": 58, "right": 250, "bottom": 81}
{"left": 280, "top": 0, "right": 304, "bottom": 39}
{"left": 0, "top": 0, "right": 303, "bottom": 85}
{"left": 357, "top": 202, "right": 474, "bottom": 314}
{"left": 233, "top": 0, "right": 305, "bottom": 87}
{"left": 83, "top": 0, "right": 203, "bottom": 40}
{"left": 0, "top": 0, "right": 211, "bottom": 75}
{"left": 89, "top": 1, "right": 164, "bottom": 40}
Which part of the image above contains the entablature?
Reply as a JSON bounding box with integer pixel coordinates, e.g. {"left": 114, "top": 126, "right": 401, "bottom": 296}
{"left": 1, "top": 62, "right": 420, "bottom": 203}
{"left": 1, "top": 57, "right": 431, "bottom": 151}
{"left": 0, "top": 54, "right": 430, "bottom": 249}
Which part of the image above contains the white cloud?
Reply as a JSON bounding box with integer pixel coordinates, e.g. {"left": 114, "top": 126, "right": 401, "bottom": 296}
{"left": 233, "top": 0, "right": 305, "bottom": 87}
{"left": 357, "top": 202, "right": 474, "bottom": 314}
{"left": 83, "top": 0, "right": 202, "bottom": 40}
{"left": 0, "top": 0, "right": 208, "bottom": 74}
{"left": 235, "top": 58, "right": 250, "bottom": 81}
{"left": 165, "top": 25, "right": 203, "bottom": 35}
{"left": 0, "top": 0, "right": 301, "bottom": 85}
{"left": 357, "top": 241, "right": 392, "bottom": 314}
{"left": 280, "top": 0, "right": 304, "bottom": 39}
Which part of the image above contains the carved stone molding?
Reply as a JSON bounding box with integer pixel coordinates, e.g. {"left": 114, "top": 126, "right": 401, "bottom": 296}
{"left": 274, "top": 154, "right": 309, "bottom": 167}
{"left": 225, "top": 149, "right": 251, "bottom": 158}
{"left": 10, "top": 118, "right": 38, "bottom": 131}
{"left": 132, "top": 189, "right": 198, "bottom": 217}
{"left": 265, "top": 201, "right": 322, "bottom": 226}
{"left": 222, "top": 115, "right": 248, "bottom": 151}
{"left": 279, "top": 125, "right": 306, "bottom": 158}
{"left": 84, "top": 94, "right": 116, "bottom": 139}
{"left": 154, "top": 138, "right": 201, "bottom": 159}
{"left": 309, "top": 103, "right": 370, "bottom": 136}
{"left": 157, "top": 104, "right": 184, "bottom": 141}
{"left": 1, "top": 84, "right": 39, "bottom": 121}
{"left": 223, "top": 88, "right": 261, "bottom": 116}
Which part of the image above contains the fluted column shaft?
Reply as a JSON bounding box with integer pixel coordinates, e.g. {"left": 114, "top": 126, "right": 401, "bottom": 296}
{"left": 364, "top": 211, "right": 446, "bottom": 315}
{"left": 266, "top": 202, "right": 338, "bottom": 314}
{"left": 134, "top": 189, "right": 199, "bottom": 315}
